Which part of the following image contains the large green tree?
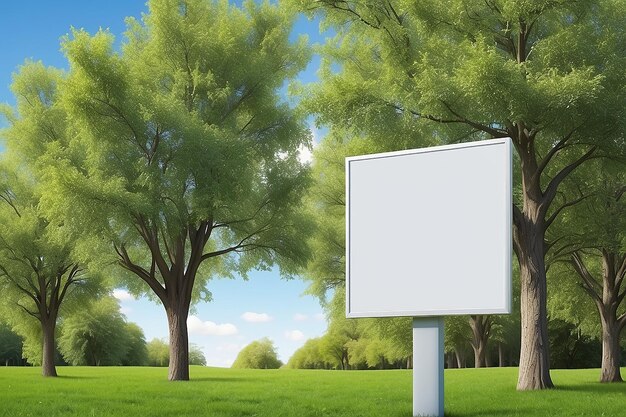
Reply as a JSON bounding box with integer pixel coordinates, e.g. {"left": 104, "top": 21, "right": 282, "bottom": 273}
{"left": 0, "top": 61, "right": 102, "bottom": 377}
{"left": 0, "top": 167, "right": 89, "bottom": 377}
{"left": 42, "top": 0, "right": 311, "bottom": 380}
{"left": 298, "top": 0, "right": 626, "bottom": 389}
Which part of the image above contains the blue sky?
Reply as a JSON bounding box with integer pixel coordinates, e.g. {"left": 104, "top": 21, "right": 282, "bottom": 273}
{"left": 0, "top": 1, "right": 329, "bottom": 367}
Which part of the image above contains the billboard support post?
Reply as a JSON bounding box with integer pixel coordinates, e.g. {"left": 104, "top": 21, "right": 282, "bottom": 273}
{"left": 413, "top": 317, "right": 444, "bottom": 417}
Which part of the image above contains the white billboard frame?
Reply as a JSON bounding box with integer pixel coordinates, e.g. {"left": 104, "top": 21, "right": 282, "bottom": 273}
{"left": 346, "top": 138, "right": 512, "bottom": 319}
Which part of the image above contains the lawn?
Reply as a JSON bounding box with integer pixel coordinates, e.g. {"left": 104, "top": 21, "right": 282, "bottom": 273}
{"left": 0, "top": 366, "right": 624, "bottom": 417}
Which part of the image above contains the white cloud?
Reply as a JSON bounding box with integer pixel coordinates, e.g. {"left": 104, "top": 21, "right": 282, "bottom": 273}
{"left": 120, "top": 306, "right": 133, "bottom": 315}
{"left": 284, "top": 330, "right": 305, "bottom": 342}
{"left": 112, "top": 289, "right": 135, "bottom": 301}
{"left": 293, "top": 313, "right": 309, "bottom": 321}
{"left": 187, "top": 315, "right": 238, "bottom": 336}
{"left": 241, "top": 312, "right": 273, "bottom": 323}
{"left": 314, "top": 313, "right": 326, "bottom": 321}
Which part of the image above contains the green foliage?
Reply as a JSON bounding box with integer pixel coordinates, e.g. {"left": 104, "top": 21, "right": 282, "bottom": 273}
{"left": 286, "top": 338, "right": 332, "bottom": 369}
{"left": 0, "top": 322, "right": 23, "bottom": 366}
{"left": 231, "top": 338, "right": 282, "bottom": 369}
{"left": 548, "top": 318, "right": 603, "bottom": 370}
{"left": 189, "top": 344, "right": 207, "bottom": 366}
{"left": 147, "top": 338, "right": 170, "bottom": 367}
{"left": 58, "top": 297, "right": 145, "bottom": 366}
{"left": 38, "top": 0, "right": 313, "bottom": 309}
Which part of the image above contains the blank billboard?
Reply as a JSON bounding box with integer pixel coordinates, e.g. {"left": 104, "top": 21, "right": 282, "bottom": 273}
{"left": 346, "top": 138, "right": 512, "bottom": 318}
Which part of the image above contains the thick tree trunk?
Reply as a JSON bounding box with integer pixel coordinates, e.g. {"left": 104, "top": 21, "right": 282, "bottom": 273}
{"left": 41, "top": 319, "right": 57, "bottom": 377}
{"left": 599, "top": 313, "right": 623, "bottom": 383}
{"left": 166, "top": 305, "right": 190, "bottom": 381}
{"left": 513, "top": 136, "right": 555, "bottom": 390}
{"left": 516, "top": 220, "right": 553, "bottom": 389}
{"left": 469, "top": 315, "right": 491, "bottom": 368}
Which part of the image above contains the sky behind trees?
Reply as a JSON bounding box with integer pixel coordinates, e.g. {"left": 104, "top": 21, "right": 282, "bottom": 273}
{"left": 0, "top": 0, "right": 328, "bottom": 367}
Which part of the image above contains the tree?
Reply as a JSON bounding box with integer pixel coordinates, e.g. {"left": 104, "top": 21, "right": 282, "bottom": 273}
{"left": 468, "top": 315, "right": 492, "bottom": 368}
{"left": 58, "top": 297, "right": 136, "bottom": 366}
{"left": 0, "top": 322, "right": 23, "bottom": 366}
{"left": 41, "top": 0, "right": 311, "bottom": 381}
{"left": 0, "top": 164, "right": 88, "bottom": 376}
{"left": 298, "top": 0, "right": 626, "bottom": 389}
{"left": 286, "top": 337, "right": 331, "bottom": 369}
{"left": 189, "top": 344, "right": 207, "bottom": 366}
{"left": 123, "top": 323, "right": 149, "bottom": 366}
{"left": 147, "top": 338, "right": 170, "bottom": 367}
{"left": 444, "top": 316, "right": 471, "bottom": 368}
{"left": 548, "top": 160, "right": 626, "bottom": 382}
{"left": 232, "top": 338, "right": 282, "bottom": 369}
{"left": 0, "top": 60, "right": 106, "bottom": 377}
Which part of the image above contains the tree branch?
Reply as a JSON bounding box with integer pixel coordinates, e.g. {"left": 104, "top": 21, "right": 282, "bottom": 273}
{"left": 114, "top": 243, "right": 167, "bottom": 303}
{"left": 545, "top": 193, "right": 592, "bottom": 229}
{"left": 540, "top": 145, "right": 597, "bottom": 216}
{"left": 534, "top": 128, "right": 577, "bottom": 182}
{"left": 570, "top": 252, "right": 602, "bottom": 303}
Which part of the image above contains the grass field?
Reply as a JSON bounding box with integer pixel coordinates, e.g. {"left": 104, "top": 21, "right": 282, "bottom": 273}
{"left": 0, "top": 366, "right": 624, "bottom": 417}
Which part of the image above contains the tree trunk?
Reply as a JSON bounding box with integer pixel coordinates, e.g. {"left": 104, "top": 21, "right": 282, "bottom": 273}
{"left": 516, "top": 218, "right": 553, "bottom": 389}
{"left": 600, "top": 313, "right": 623, "bottom": 382}
{"left": 41, "top": 319, "right": 57, "bottom": 377}
{"left": 513, "top": 139, "right": 555, "bottom": 390}
{"left": 469, "top": 315, "right": 491, "bottom": 368}
{"left": 446, "top": 353, "right": 455, "bottom": 369}
{"left": 166, "top": 305, "right": 190, "bottom": 381}
{"left": 498, "top": 343, "right": 505, "bottom": 367}
{"left": 454, "top": 349, "right": 464, "bottom": 369}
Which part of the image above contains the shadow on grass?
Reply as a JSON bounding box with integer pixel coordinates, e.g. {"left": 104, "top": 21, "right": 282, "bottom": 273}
{"left": 557, "top": 382, "right": 625, "bottom": 394}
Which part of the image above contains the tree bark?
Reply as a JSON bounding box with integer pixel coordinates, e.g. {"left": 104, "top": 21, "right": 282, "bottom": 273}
{"left": 166, "top": 304, "right": 190, "bottom": 381}
{"left": 41, "top": 319, "right": 57, "bottom": 377}
{"left": 514, "top": 136, "right": 555, "bottom": 390}
{"left": 600, "top": 315, "right": 622, "bottom": 383}
{"left": 469, "top": 315, "right": 491, "bottom": 368}
{"left": 498, "top": 343, "right": 505, "bottom": 367}
{"left": 516, "top": 220, "right": 553, "bottom": 389}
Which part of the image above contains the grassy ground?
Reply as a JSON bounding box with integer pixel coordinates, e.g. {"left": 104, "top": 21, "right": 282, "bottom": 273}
{"left": 0, "top": 366, "right": 624, "bottom": 417}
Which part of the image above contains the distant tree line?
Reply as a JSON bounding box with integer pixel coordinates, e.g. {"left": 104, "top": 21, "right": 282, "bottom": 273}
{"left": 0, "top": 297, "right": 206, "bottom": 367}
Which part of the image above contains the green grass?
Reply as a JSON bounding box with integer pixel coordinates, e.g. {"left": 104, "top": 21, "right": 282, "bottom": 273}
{"left": 0, "top": 366, "right": 624, "bottom": 416}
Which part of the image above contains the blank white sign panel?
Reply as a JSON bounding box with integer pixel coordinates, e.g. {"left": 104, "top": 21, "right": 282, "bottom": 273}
{"left": 346, "top": 138, "right": 512, "bottom": 318}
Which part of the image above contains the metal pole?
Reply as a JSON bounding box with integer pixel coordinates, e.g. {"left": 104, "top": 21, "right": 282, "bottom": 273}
{"left": 413, "top": 317, "right": 444, "bottom": 417}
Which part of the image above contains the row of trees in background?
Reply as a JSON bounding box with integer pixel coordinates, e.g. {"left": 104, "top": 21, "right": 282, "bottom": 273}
{"left": 0, "top": 298, "right": 206, "bottom": 367}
